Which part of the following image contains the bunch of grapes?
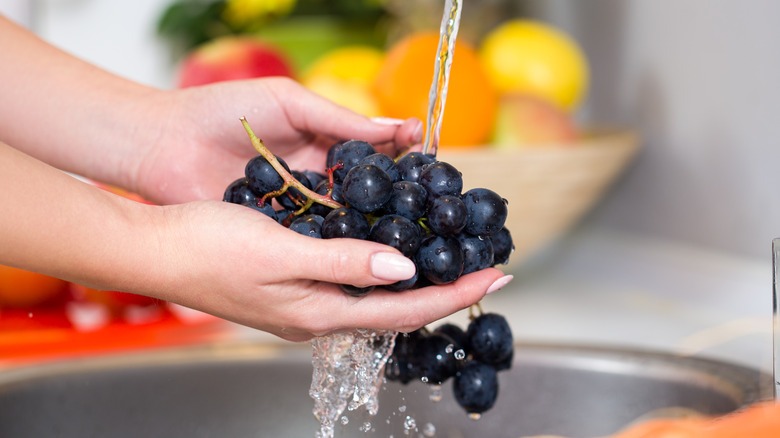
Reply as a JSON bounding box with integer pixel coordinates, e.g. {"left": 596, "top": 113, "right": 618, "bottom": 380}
{"left": 223, "top": 118, "right": 514, "bottom": 296}
{"left": 385, "top": 309, "right": 513, "bottom": 417}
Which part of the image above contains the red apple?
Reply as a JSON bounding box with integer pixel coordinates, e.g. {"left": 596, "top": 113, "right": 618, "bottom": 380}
{"left": 491, "top": 93, "right": 578, "bottom": 147}
{"left": 177, "top": 36, "right": 295, "bottom": 88}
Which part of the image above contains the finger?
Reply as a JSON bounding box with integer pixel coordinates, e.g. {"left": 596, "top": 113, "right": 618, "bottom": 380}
{"left": 277, "top": 231, "right": 418, "bottom": 287}
{"left": 329, "top": 268, "right": 513, "bottom": 333}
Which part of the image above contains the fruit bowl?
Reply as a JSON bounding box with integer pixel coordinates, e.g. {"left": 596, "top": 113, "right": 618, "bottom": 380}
{"left": 438, "top": 128, "right": 640, "bottom": 270}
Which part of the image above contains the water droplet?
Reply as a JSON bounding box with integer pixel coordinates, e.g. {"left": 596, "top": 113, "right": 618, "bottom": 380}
{"left": 403, "top": 415, "right": 417, "bottom": 430}
{"left": 423, "top": 422, "right": 437, "bottom": 437}
{"left": 445, "top": 344, "right": 454, "bottom": 354}
{"left": 360, "top": 421, "right": 372, "bottom": 432}
{"left": 398, "top": 405, "right": 407, "bottom": 413}
{"left": 420, "top": 376, "right": 429, "bottom": 383}
{"left": 340, "top": 416, "right": 349, "bottom": 425}
{"left": 454, "top": 349, "right": 466, "bottom": 360}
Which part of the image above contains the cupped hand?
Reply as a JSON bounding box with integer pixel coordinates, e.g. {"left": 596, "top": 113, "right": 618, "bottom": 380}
{"left": 133, "top": 77, "right": 422, "bottom": 205}
{"left": 156, "top": 200, "right": 511, "bottom": 342}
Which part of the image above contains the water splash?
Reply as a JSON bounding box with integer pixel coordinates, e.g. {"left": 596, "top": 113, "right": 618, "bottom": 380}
{"left": 310, "top": 329, "right": 397, "bottom": 438}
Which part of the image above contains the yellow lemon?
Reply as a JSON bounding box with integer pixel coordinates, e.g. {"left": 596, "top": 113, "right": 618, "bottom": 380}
{"left": 479, "top": 19, "right": 589, "bottom": 111}
{"left": 302, "top": 46, "right": 386, "bottom": 117}
{"left": 302, "top": 45, "right": 385, "bottom": 87}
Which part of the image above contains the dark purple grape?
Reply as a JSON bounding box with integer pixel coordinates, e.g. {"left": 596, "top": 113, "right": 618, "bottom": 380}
{"left": 340, "top": 284, "right": 374, "bottom": 297}
{"left": 321, "top": 207, "right": 370, "bottom": 240}
{"left": 384, "top": 269, "right": 419, "bottom": 292}
{"left": 245, "top": 154, "right": 290, "bottom": 196}
{"left": 360, "top": 153, "right": 400, "bottom": 182}
{"left": 457, "top": 233, "right": 495, "bottom": 275}
{"left": 462, "top": 188, "right": 508, "bottom": 237}
{"left": 242, "top": 200, "right": 277, "bottom": 220}
{"left": 369, "top": 214, "right": 422, "bottom": 258}
{"left": 385, "top": 181, "right": 428, "bottom": 221}
{"left": 342, "top": 164, "right": 393, "bottom": 213}
{"left": 308, "top": 179, "right": 343, "bottom": 217}
{"left": 276, "top": 170, "right": 311, "bottom": 210}
{"left": 494, "top": 348, "right": 514, "bottom": 371}
{"left": 223, "top": 178, "right": 256, "bottom": 204}
{"left": 395, "top": 152, "right": 435, "bottom": 183}
{"left": 275, "top": 208, "right": 296, "bottom": 227}
{"left": 418, "top": 161, "right": 463, "bottom": 199}
{"left": 301, "top": 170, "right": 327, "bottom": 188}
{"left": 289, "top": 214, "right": 324, "bottom": 238}
{"left": 453, "top": 361, "right": 499, "bottom": 415}
{"left": 490, "top": 227, "right": 514, "bottom": 266}
{"left": 467, "top": 313, "right": 513, "bottom": 366}
{"left": 386, "top": 330, "right": 425, "bottom": 384}
{"left": 326, "top": 140, "right": 376, "bottom": 182}
{"left": 416, "top": 235, "right": 464, "bottom": 285}
{"left": 433, "top": 323, "right": 469, "bottom": 353}
{"left": 417, "top": 333, "right": 460, "bottom": 384}
{"left": 427, "top": 195, "right": 468, "bottom": 235}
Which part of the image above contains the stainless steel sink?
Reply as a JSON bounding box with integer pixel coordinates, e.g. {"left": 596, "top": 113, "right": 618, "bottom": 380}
{"left": 0, "top": 342, "right": 771, "bottom": 438}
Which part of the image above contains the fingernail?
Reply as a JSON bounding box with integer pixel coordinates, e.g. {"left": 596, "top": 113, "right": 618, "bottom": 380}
{"left": 371, "top": 252, "right": 416, "bottom": 281}
{"left": 370, "top": 117, "right": 405, "bottom": 126}
{"left": 486, "top": 275, "right": 513, "bottom": 295}
{"left": 411, "top": 120, "right": 423, "bottom": 144}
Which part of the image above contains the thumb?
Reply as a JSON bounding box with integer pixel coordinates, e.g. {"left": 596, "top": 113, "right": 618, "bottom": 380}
{"left": 281, "top": 234, "right": 417, "bottom": 288}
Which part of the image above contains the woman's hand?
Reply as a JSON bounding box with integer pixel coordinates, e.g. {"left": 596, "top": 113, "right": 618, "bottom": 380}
{"left": 132, "top": 78, "right": 422, "bottom": 205}
{"left": 155, "top": 200, "right": 511, "bottom": 342}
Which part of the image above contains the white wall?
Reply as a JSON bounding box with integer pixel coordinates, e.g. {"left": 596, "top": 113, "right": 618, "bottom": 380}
{"left": 528, "top": 0, "right": 780, "bottom": 260}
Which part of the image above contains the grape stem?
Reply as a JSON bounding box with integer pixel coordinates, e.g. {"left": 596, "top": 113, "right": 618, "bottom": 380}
{"left": 240, "top": 116, "right": 344, "bottom": 211}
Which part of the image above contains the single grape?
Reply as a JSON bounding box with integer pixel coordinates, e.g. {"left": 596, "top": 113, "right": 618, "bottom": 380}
{"left": 433, "top": 323, "right": 469, "bottom": 353}
{"left": 360, "top": 153, "right": 400, "bottom": 182}
{"left": 453, "top": 361, "right": 499, "bottom": 415}
{"left": 289, "top": 214, "right": 325, "bottom": 238}
{"left": 457, "top": 233, "right": 495, "bottom": 275}
{"left": 384, "top": 269, "right": 419, "bottom": 292}
{"left": 342, "top": 164, "right": 393, "bottom": 213}
{"left": 416, "top": 235, "right": 464, "bottom": 285}
{"left": 417, "top": 333, "right": 460, "bottom": 384}
{"left": 245, "top": 154, "right": 290, "bottom": 196}
{"left": 321, "top": 207, "right": 370, "bottom": 240}
{"left": 326, "top": 140, "right": 376, "bottom": 182}
{"left": 276, "top": 170, "right": 311, "bottom": 210}
{"left": 369, "top": 214, "right": 422, "bottom": 258}
{"left": 467, "top": 313, "right": 514, "bottom": 366}
{"left": 384, "top": 181, "right": 428, "bottom": 221}
{"left": 395, "top": 152, "right": 435, "bottom": 183}
{"left": 223, "top": 178, "right": 256, "bottom": 204}
{"left": 427, "top": 195, "right": 468, "bottom": 235}
{"left": 461, "top": 188, "right": 508, "bottom": 237}
{"left": 301, "top": 170, "right": 327, "bottom": 188}
{"left": 308, "top": 179, "right": 344, "bottom": 217}
{"left": 418, "top": 161, "right": 463, "bottom": 199}
{"left": 241, "top": 200, "right": 277, "bottom": 220}
{"left": 490, "top": 227, "right": 514, "bottom": 266}
{"left": 385, "top": 330, "right": 425, "bottom": 384}
{"left": 340, "top": 284, "right": 374, "bottom": 297}
{"left": 275, "top": 208, "right": 296, "bottom": 227}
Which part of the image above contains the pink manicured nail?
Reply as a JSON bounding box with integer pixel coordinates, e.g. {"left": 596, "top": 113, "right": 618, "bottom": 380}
{"left": 371, "top": 253, "right": 416, "bottom": 281}
{"left": 486, "top": 275, "right": 514, "bottom": 295}
{"left": 370, "top": 117, "right": 405, "bottom": 126}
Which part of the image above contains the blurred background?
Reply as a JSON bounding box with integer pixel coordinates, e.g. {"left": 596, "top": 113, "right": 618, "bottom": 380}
{"left": 0, "top": 0, "right": 777, "bottom": 376}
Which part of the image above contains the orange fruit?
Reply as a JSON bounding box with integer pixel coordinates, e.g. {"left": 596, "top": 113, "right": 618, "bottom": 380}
{"left": 0, "top": 265, "right": 69, "bottom": 308}
{"left": 373, "top": 32, "right": 497, "bottom": 147}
